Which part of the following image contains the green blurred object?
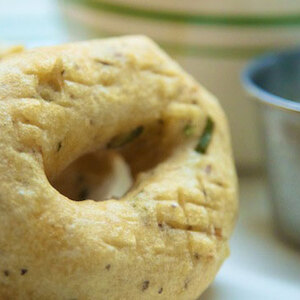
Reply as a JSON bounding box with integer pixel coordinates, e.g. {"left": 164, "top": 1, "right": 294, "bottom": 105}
{"left": 65, "top": 0, "right": 300, "bottom": 27}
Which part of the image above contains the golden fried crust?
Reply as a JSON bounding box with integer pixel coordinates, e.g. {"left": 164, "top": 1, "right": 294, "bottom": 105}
{"left": 0, "top": 44, "right": 24, "bottom": 60}
{"left": 0, "top": 36, "right": 238, "bottom": 300}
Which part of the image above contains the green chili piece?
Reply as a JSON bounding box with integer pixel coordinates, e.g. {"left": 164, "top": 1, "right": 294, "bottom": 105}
{"left": 108, "top": 126, "right": 144, "bottom": 148}
{"left": 195, "top": 117, "right": 214, "bottom": 154}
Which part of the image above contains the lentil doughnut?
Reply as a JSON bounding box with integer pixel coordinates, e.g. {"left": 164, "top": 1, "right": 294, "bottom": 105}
{"left": 0, "top": 36, "right": 238, "bottom": 300}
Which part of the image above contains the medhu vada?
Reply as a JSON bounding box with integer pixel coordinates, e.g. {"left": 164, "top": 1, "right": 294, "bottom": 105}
{"left": 0, "top": 36, "right": 238, "bottom": 299}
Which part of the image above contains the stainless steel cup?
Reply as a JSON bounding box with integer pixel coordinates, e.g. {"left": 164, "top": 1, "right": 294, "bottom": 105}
{"left": 242, "top": 49, "right": 300, "bottom": 246}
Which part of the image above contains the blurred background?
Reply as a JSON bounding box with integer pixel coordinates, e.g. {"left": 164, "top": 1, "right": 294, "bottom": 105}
{"left": 1, "top": 0, "right": 299, "bottom": 299}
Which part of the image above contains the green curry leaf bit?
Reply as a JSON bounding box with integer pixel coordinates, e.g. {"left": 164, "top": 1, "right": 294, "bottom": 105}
{"left": 108, "top": 126, "right": 144, "bottom": 148}
{"left": 195, "top": 117, "right": 214, "bottom": 154}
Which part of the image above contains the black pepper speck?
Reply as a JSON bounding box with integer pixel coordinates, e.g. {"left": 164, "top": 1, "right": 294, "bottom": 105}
{"left": 105, "top": 264, "right": 111, "bottom": 270}
{"left": 20, "top": 269, "right": 27, "bottom": 275}
{"left": 158, "top": 287, "right": 163, "bottom": 294}
{"left": 3, "top": 270, "right": 9, "bottom": 277}
{"left": 142, "top": 280, "right": 150, "bottom": 291}
{"left": 57, "top": 141, "right": 62, "bottom": 152}
{"left": 184, "top": 280, "right": 189, "bottom": 289}
{"left": 194, "top": 253, "right": 200, "bottom": 260}
{"left": 94, "top": 58, "right": 112, "bottom": 66}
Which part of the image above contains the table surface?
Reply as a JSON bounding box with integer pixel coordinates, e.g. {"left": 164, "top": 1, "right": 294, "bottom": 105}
{"left": 202, "top": 176, "right": 300, "bottom": 300}
{"left": 1, "top": 1, "right": 300, "bottom": 299}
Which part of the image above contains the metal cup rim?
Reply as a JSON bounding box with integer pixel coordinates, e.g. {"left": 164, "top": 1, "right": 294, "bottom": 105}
{"left": 241, "top": 47, "right": 300, "bottom": 113}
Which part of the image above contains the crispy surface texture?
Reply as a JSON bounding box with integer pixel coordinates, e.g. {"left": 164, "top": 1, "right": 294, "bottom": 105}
{"left": 0, "top": 36, "right": 238, "bottom": 300}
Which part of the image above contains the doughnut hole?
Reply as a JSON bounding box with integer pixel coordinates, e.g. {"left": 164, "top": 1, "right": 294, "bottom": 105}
{"left": 51, "top": 118, "right": 189, "bottom": 202}
{"left": 52, "top": 151, "right": 133, "bottom": 201}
